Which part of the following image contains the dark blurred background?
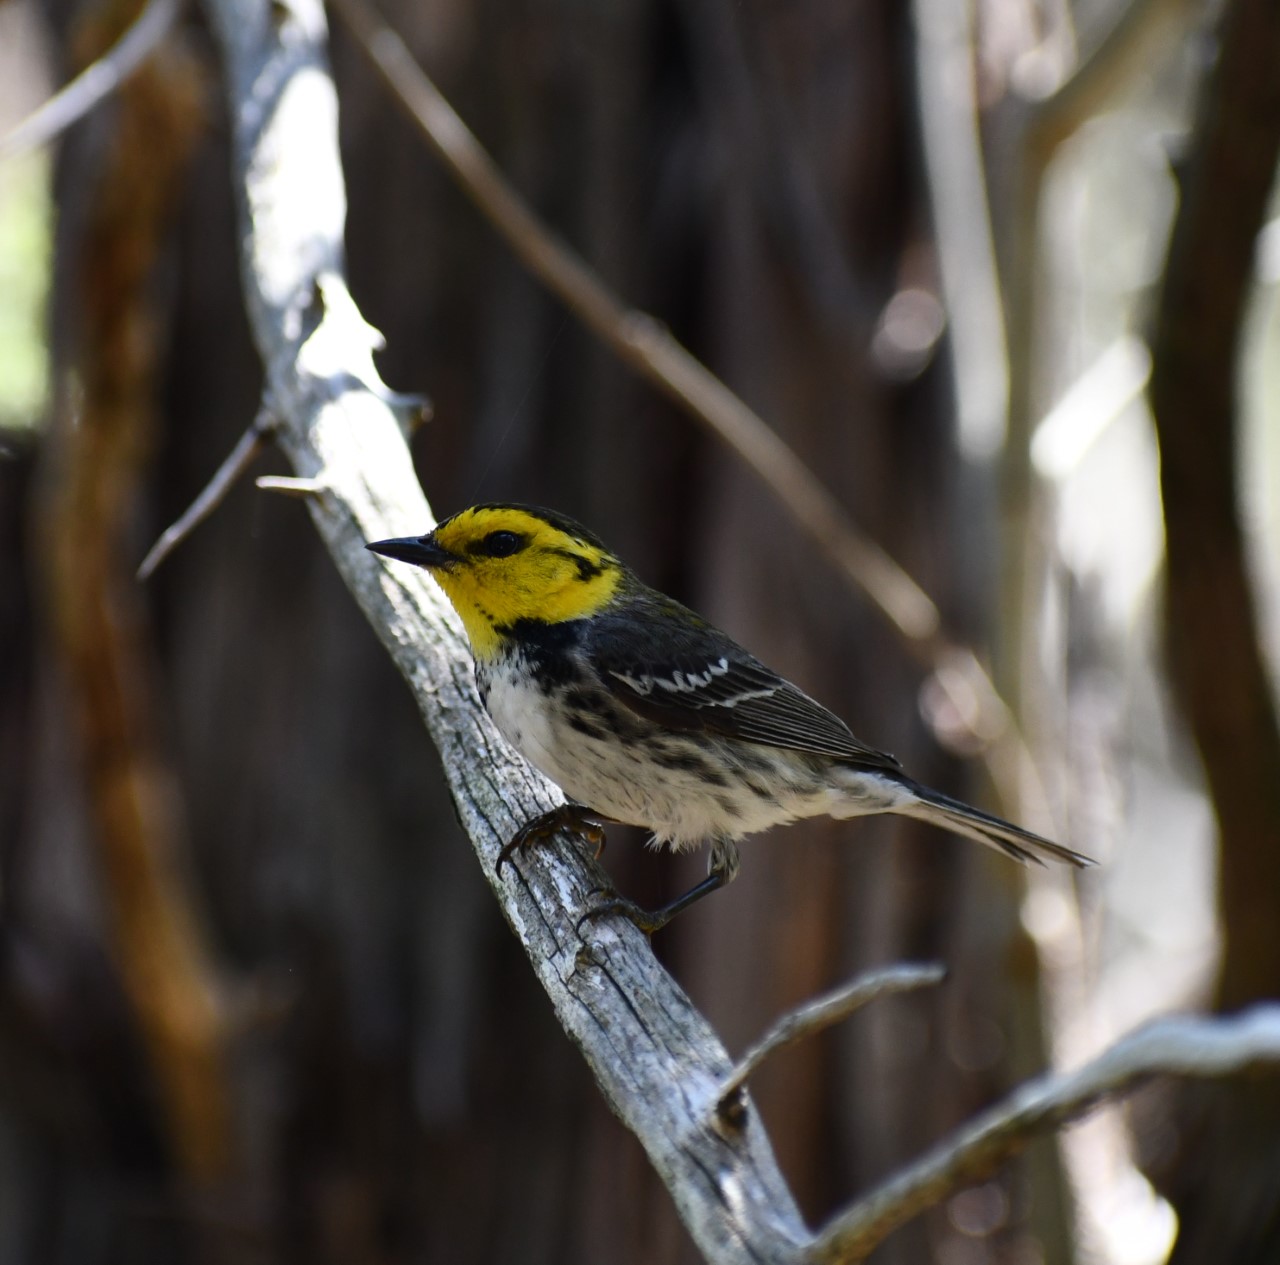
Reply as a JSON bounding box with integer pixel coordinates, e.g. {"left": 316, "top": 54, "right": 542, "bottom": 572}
{"left": 1, "top": 0, "right": 1278, "bottom": 1261}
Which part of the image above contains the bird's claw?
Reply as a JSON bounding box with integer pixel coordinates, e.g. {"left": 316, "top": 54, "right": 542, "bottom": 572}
{"left": 576, "top": 870, "right": 728, "bottom": 936}
{"left": 496, "top": 804, "right": 609, "bottom": 876}
{"left": 576, "top": 894, "right": 668, "bottom": 937}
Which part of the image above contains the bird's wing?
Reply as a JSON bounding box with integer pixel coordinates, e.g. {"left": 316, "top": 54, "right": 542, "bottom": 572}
{"left": 585, "top": 598, "right": 903, "bottom": 772}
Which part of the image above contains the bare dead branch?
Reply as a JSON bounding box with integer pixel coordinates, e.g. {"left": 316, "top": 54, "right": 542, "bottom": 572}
{"left": 809, "top": 1006, "right": 1280, "bottom": 1264}
{"left": 0, "top": 0, "right": 182, "bottom": 161}
{"left": 715, "top": 965, "right": 946, "bottom": 1124}
{"left": 137, "top": 410, "right": 270, "bottom": 579}
{"left": 137, "top": 271, "right": 428, "bottom": 582}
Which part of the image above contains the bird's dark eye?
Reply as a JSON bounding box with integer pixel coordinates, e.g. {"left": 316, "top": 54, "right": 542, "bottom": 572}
{"left": 478, "top": 530, "right": 525, "bottom": 558}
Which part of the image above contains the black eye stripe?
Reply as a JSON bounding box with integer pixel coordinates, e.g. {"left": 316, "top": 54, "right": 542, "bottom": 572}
{"left": 472, "top": 529, "right": 526, "bottom": 558}
{"left": 547, "top": 547, "right": 604, "bottom": 581}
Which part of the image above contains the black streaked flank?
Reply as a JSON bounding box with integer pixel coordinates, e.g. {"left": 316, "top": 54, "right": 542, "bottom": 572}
{"left": 567, "top": 714, "right": 607, "bottom": 741}
{"left": 649, "top": 746, "right": 731, "bottom": 787}
{"left": 599, "top": 705, "right": 648, "bottom": 742}
{"left": 729, "top": 746, "right": 776, "bottom": 776}
{"left": 713, "top": 795, "right": 742, "bottom": 822}
{"left": 562, "top": 687, "right": 599, "bottom": 713}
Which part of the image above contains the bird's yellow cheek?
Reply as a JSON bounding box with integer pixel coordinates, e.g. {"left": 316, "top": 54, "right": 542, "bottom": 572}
{"left": 427, "top": 554, "right": 620, "bottom": 660}
{"left": 425, "top": 572, "right": 503, "bottom": 658}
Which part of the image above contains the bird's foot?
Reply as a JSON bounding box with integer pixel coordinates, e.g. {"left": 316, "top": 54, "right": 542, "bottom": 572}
{"left": 497, "top": 803, "right": 609, "bottom": 876}
{"left": 576, "top": 894, "right": 669, "bottom": 937}
{"left": 576, "top": 872, "right": 728, "bottom": 937}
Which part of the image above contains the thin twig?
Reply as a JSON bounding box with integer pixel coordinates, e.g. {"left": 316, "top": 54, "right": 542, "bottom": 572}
{"left": 0, "top": 0, "right": 183, "bottom": 161}
{"left": 256, "top": 474, "right": 327, "bottom": 498}
{"left": 715, "top": 964, "right": 946, "bottom": 1122}
{"left": 137, "top": 410, "right": 271, "bottom": 580}
{"left": 808, "top": 1006, "right": 1280, "bottom": 1263}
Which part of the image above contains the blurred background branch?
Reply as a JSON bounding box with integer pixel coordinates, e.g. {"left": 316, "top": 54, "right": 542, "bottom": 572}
{"left": 813, "top": 1006, "right": 1280, "bottom": 1264}
{"left": 1146, "top": 0, "right": 1280, "bottom": 1258}
{"left": 0, "top": 0, "right": 180, "bottom": 159}
{"left": 36, "top": 0, "right": 230, "bottom": 1182}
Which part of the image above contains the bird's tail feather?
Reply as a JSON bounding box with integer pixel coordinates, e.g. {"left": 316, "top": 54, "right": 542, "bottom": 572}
{"left": 897, "top": 780, "right": 1094, "bottom": 869}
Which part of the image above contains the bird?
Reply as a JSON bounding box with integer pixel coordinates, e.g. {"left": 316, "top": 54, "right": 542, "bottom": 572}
{"left": 367, "top": 504, "right": 1093, "bottom": 931}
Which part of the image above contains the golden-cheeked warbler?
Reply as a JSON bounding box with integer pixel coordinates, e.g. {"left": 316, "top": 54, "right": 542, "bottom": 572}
{"left": 369, "top": 504, "right": 1092, "bottom": 931}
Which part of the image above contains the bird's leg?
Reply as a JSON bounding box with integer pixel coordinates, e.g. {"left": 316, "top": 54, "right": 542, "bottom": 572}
{"left": 578, "top": 873, "right": 727, "bottom": 936}
{"left": 497, "top": 802, "right": 612, "bottom": 876}
{"left": 578, "top": 839, "right": 740, "bottom": 935}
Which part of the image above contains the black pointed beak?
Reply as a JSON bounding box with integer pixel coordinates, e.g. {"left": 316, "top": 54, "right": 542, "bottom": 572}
{"left": 366, "top": 533, "right": 459, "bottom": 570}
